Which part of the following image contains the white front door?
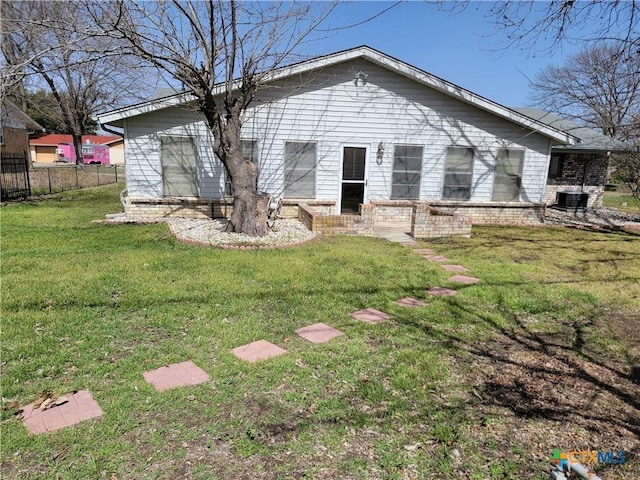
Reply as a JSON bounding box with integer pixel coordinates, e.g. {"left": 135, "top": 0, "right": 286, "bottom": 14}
{"left": 339, "top": 146, "right": 368, "bottom": 214}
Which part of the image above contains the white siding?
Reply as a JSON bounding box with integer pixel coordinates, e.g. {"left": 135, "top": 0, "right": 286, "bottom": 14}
{"left": 124, "top": 59, "right": 553, "bottom": 205}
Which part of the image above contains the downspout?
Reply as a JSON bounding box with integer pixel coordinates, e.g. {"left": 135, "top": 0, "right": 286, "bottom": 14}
{"left": 98, "top": 122, "right": 122, "bottom": 138}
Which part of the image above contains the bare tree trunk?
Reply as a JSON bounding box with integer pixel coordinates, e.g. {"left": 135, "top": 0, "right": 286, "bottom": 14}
{"left": 209, "top": 101, "right": 268, "bottom": 235}
{"left": 229, "top": 184, "right": 270, "bottom": 236}
{"left": 72, "top": 132, "right": 83, "bottom": 165}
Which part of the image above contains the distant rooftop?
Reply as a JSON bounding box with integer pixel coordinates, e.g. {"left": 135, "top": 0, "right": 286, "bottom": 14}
{"left": 511, "top": 108, "right": 628, "bottom": 152}
{"left": 30, "top": 134, "right": 123, "bottom": 146}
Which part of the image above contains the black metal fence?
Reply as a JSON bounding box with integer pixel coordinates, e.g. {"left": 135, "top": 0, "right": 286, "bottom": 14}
{"left": 0, "top": 152, "right": 31, "bottom": 201}
{"left": 29, "top": 164, "right": 123, "bottom": 195}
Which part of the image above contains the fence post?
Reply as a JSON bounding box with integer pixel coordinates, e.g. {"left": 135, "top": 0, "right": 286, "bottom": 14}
{"left": 75, "top": 165, "right": 79, "bottom": 189}
{"left": 115, "top": 164, "right": 118, "bottom": 182}
{"left": 48, "top": 168, "right": 52, "bottom": 194}
{"left": 97, "top": 165, "right": 100, "bottom": 185}
{"left": 24, "top": 151, "right": 31, "bottom": 197}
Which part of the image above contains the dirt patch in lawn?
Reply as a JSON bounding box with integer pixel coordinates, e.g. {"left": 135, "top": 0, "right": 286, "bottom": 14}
{"left": 444, "top": 309, "right": 640, "bottom": 479}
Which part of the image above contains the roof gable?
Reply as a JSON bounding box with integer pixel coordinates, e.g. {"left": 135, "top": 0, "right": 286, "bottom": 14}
{"left": 98, "top": 46, "right": 576, "bottom": 145}
{"left": 1, "top": 99, "right": 45, "bottom": 132}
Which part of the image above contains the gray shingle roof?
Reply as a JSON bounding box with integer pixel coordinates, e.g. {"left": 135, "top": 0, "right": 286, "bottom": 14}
{"left": 511, "top": 107, "right": 628, "bottom": 152}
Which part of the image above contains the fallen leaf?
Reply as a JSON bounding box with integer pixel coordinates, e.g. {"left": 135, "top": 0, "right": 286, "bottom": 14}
{"left": 33, "top": 391, "right": 52, "bottom": 409}
{"left": 39, "top": 398, "right": 53, "bottom": 410}
{"left": 404, "top": 443, "right": 422, "bottom": 451}
{"left": 54, "top": 396, "right": 68, "bottom": 406}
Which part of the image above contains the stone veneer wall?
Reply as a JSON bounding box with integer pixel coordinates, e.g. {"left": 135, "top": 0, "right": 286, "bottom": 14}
{"left": 411, "top": 205, "right": 472, "bottom": 239}
{"left": 543, "top": 185, "right": 604, "bottom": 207}
{"left": 125, "top": 197, "right": 229, "bottom": 219}
{"left": 298, "top": 203, "right": 375, "bottom": 235}
{"left": 125, "top": 197, "right": 335, "bottom": 220}
{"left": 544, "top": 153, "right": 608, "bottom": 207}
{"left": 368, "top": 201, "right": 415, "bottom": 223}
{"left": 126, "top": 197, "right": 546, "bottom": 230}
{"left": 429, "top": 202, "right": 545, "bottom": 224}
{"left": 300, "top": 201, "right": 472, "bottom": 238}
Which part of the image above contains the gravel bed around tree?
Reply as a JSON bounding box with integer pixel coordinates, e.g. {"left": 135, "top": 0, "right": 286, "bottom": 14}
{"left": 167, "top": 218, "right": 316, "bottom": 248}
{"left": 544, "top": 207, "right": 640, "bottom": 229}
{"left": 101, "top": 215, "right": 316, "bottom": 248}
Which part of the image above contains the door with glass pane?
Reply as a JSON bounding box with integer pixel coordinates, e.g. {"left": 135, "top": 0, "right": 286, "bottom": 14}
{"left": 340, "top": 146, "right": 367, "bottom": 214}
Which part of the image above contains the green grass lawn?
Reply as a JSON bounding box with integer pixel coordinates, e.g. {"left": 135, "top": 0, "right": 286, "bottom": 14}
{"left": 603, "top": 191, "right": 640, "bottom": 213}
{"left": 2, "top": 184, "right": 639, "bottom": 479}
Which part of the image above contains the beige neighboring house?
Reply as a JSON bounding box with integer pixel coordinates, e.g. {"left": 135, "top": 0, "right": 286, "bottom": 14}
{"left": 29, "top": 134, "right": 124, "bottom": 164}
{"left": 1, "top": 99, "right": 45, "bottom": 159}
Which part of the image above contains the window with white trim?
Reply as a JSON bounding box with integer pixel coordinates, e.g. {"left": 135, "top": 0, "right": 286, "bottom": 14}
{"left": 225, "top": 139, "right": 259, "bottom": 196}
{"left": 391, "top": 145, "right": 423, "bottom": 200}
{"left": 492, "top": 148, "right": 524, "bottom": 201}
{"left": 160, "top": 136, "right": 198, "bottom": 197}
{"left": 442, "top": 147, "right": 474, "bottom": 200}
{"left": 284, "top": 141, "right": 316, "bottom": 198}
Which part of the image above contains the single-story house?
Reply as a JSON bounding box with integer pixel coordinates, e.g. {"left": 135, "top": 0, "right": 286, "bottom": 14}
{"left": 1, "top": 99, "right": 45, "bottom": 158}
{"left": 512, "top": 108, "right": 627, "bottom": 207}
{"left": 29, "top": 134, "right": 125, "bottom": 164}
{"left": 98, "top": 46, "right": 584, "bottom": 233}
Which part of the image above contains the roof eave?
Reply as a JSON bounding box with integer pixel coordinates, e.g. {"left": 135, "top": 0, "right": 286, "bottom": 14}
{"left": 97, "top": 45, "right": 576, "bottom": 144}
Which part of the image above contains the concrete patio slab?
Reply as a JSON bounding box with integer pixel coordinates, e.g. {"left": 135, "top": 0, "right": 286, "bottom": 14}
{"left": 350, "top": 307, "right": 393, "bottom": 324}
{"left": 395, "top": 297, "right": 427, "bottom": 307}
{"left": 424, "top": 254, "right": 449, "bottom": 262}
{"left": 413, "top": 248, "right": 435, "bottom": 255}
{"left": 447, "top": 275, "right": 480, "bottom": 284}
{"left": 296, "top": 322, "right": 344, "bottom": 343}
{"left": 232, "top": 340, "right": 287, "bottom": 363}
{"left": 441, "top": 265, "right": 470, "bottom": 273}
{"left": 144, "top": 361, "right": 211, "bottom": 392}
{"left": 22, "top": 390, "right": 103, "bottom": 434}
{"left": 426, "top": 287, "right": 458, "bottom": 296}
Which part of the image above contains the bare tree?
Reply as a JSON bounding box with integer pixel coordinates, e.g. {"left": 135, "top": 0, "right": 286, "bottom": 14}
{"left": 440, "top": 1, "right": 639, "bottom": 58}
{"left": 530, "top": 42, "right": 640, "bottom": 199}
{"left": 489, "top": 1, "right": 640, "bottom": 56}
{"left": 531, "top": 42, "right": 640, "bottom": 141}
{"left": 1, "top": 1, "right": 146, "bottom": 163}
{"left": 91, "top": 0, "right": 340, "bottom": 235}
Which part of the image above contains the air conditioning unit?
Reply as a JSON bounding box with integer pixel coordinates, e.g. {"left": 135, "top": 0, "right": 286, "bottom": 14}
{"left": 555, "top": 191, "right": 589, "bottom": 211}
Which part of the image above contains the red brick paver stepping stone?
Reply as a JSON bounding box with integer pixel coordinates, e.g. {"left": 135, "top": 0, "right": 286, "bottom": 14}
{"left": 143, "top": 361, "right": 211, "bottom": 392}
{"left": 232, "top": 340, "right": 287, "bottom": 363}
{"left": 22, "top": 390, "right": 103, "bottom": 434}
{"left": 424, "top": 254, "right": 449, "bottom": 262}
{"left": 447, "top": 275, "right": 480, "bottom": 284}
{"left": 350, "top": 308, "right": 393, "bottom": 324}
{"left": 395, "top": 297, "right": 427, "bottom": 307}
{"left": 413, "top": 248, "right": 435, "bottom": 255}
{"left": 426, "top": 287, "right": 458, "bottom": 296}
{"left": 400, "top": 241, "right": 420, "bottom": 247}
{"left": 296, "top": 323, "right": 344, "bottom": 343}
{"left": 441, "top": 265, "right": 470, "bottom": 273}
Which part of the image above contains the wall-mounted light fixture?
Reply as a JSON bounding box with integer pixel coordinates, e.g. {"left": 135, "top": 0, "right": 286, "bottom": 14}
{"left": 354, "top": 70, "right": 368, "bottom": 86}
{"left": 376, "top": 141, "right": 384, "bottom": 165}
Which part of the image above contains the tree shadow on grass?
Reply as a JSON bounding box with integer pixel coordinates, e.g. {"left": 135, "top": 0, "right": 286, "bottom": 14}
{"left": 399, "top": 295, "right": 640, "bottom": 438}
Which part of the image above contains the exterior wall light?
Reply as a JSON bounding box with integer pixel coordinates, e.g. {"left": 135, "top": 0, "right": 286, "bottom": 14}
{"left": 376, "top": 141, "right": 384, "bottom": 165}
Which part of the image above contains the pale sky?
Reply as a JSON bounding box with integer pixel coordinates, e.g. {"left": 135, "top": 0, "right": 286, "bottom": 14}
{"left": 307, "top": 1, "right": 586, "bottom": 108}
